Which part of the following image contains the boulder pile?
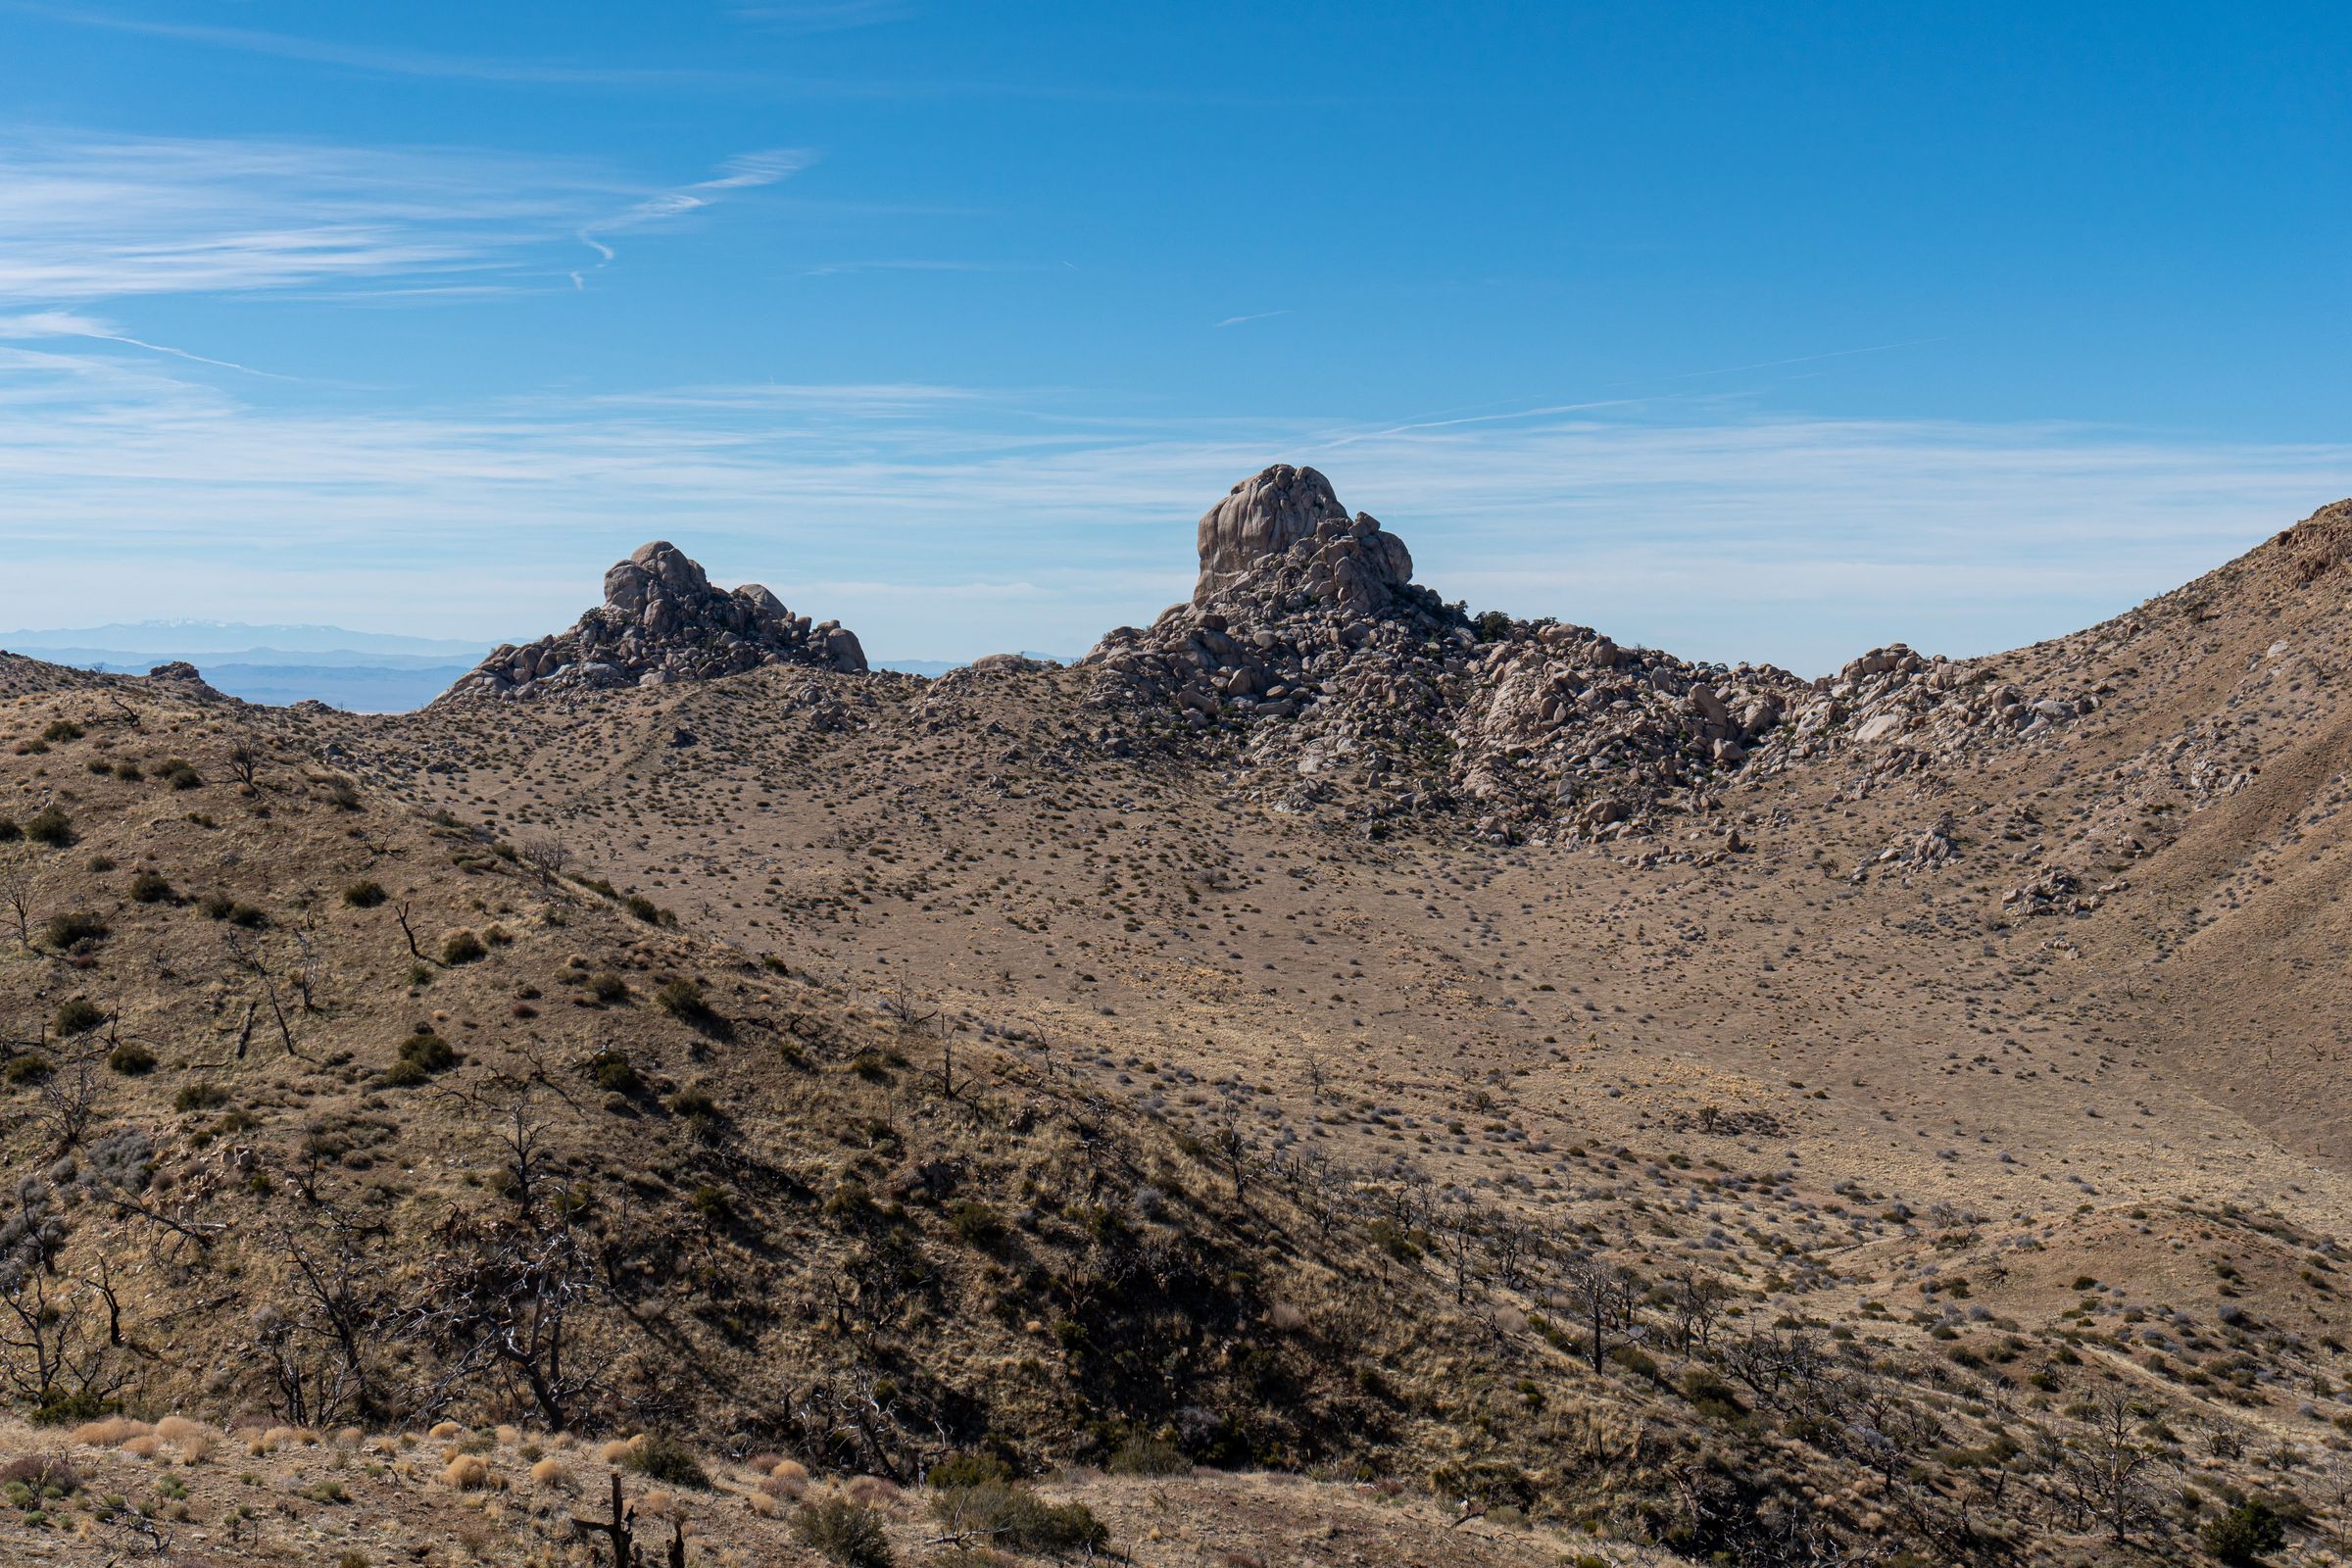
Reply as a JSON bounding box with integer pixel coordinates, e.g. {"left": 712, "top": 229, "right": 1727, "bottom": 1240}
{"left": 1082, "top": 466, "right": 1811, "bottom": 839}
{"left": 437, "top": 541, "right": 866, "bottom": 705}
{"left": 1448, "top": 629, "right": 1804, "bottom": 835}
{"left": 1744, "top": 645, "right": 2094, "bottom": 781}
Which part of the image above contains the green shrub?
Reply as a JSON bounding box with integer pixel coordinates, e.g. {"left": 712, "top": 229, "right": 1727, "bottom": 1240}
{"left": 24, "top": 807, "right": 74, "bottom": 847}
{"left": 384, "top": 1030, "right": 456, "bottom": 1086}
{"left": 585, "top": 971, "right": 630, "bottom": 1003}
{"left": 1680, "top": 1366, "right": 1748, "bottom": 1423}
{"left": 341, "top": 880, "right": 387, "bottom": 908}
{"left": 668, "top": 1086, "right": 722, "bottom": 1135}
{"left": 2203, "top": 1499, "right": 2287, "bottom": 1566}
{"left": 127, "top": 871, "right": 172, "bottom": 904}
{"left": 656, "top": 978, "right": 732, "bottom": 1039}
{"left": 227, "top": 902, "right": 270, "bottom": 929}
{"left": 108, "top": 1042, "right": 157, "bottom": 1075}
{"left": 927, "top": 1481, "right": 1106, "bottom": 1557}
{"left": 5, "top": 1054, "right": 53, "bottom": 1087}
{"left": 927, "top": 1452, "right": 1017, "bottom": 1490}
{"left": 824, "top": 1180, "right": 876, "bottom": 1222}
{"left": 1608, "top": 1343, "right": 1662, "bottom": 1381}
{"left": 53, "top": 998, "right": 107, "bottom": 1036}
{"left": 175, "top": 1082, "right": 229, "bottom": 1112}
{"left": 29, "top": 1388, "right": 110, "bottom": 1426}
{"left": 623, "top": 894, "right": 665, "bottom": 925}
{"left": 948, "top": 1200, "right": 1007, "bottom": 1249}
{"left": 40, "top": 720, "right": 82, "bottom": 743}
{"left": 197, "top": 892, "right": 234, "bottom": 919}
{"left": 1366, "top": 1217, "right": 1420, "bottom": 1261}
{"left": 156, "top": 758, "right": 202, "bottom": 790}
{"left": 588, "top": 1051, "right": 640, "bottom": 1095}
{"left": 112, "top": 761, "right": 141, "bottom": 782}
{"left": 620, "top": 1432, "right": 709, "bottom": 1490}
{"left": 440, "top": 929, "right": 487, "bottom": 965}
{"left": 1106, "top": 1434, "right": 1190, "bottom": 1477}
{"left": 794, "top": 1499, "right": 893, "bottom": 1567}
{"left": 0, "top": 816, "right": 17, "bottom": 841}
{"left": 41, "top": 911, "right": 109, "bottom": 950}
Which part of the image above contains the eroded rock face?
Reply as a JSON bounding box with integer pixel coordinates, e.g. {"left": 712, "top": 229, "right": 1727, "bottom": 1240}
{"left": 1194, "top": 465, "right": 1357, "bottom": 603}
{"left": 436, "top": 540, "right": 866, "bottom": 705}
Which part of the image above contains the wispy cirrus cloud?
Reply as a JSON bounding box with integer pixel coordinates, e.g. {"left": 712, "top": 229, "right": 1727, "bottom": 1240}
{"left": 0, "top": 129, "right": 802, "bottom": 305}
{"left": 2, "top": 344, "right": 2346, "bottom": 665}
{"left": 0, "top": 129, "right": 613, "bottom": 302}
{"left": 575, "top": 148, "right": 813, "bottom": 279}
{"left": 0, "top": 307, "right": 285, "bottom": 375}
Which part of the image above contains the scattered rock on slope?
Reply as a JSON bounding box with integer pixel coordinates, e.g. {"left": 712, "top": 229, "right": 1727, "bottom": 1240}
{"left": 437, "top": 540, "right": 866, "bottom": 704}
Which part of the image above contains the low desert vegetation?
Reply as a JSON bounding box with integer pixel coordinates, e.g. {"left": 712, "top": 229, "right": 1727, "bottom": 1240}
{"left": 3, "top": 510, "right": 2352, "bottom": 1565}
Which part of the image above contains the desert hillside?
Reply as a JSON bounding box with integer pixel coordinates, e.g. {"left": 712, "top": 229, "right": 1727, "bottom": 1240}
{"left": 2, "top": 474, "right": 2350, "bottom": 1565}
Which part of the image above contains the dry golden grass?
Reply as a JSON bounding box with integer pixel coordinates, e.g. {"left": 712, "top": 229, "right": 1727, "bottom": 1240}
{"left": 441, "top": 1453, "right": 491, "bottom": 1490}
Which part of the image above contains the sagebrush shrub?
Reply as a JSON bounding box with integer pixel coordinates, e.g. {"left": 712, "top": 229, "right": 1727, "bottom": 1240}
{"left": 109, "top": 1042, "right": 158, "bottom": 1075}
{"left": 657, "top": 978, "right": 733, "bottom": 1039}
{"left": 621, "top": 1432, "right": 709, "bottom": 1490}
{"left": 927, "top": 1480, "right": 1105, "bottom": 1556}
{"left": 24, "top": 807, "right": 73, "bottom": 847}
{"left": 42, "top": 911, "right": 109, "bottom": 950}
{"left": 793, "top": 1498, "right": 893, "bottom": 1568}
{"left": 384, "top": 1030, "right": 456, "bottom": 1086}
{"left": 1106, "top": 1434, "right": 1190, "bottom": 1477}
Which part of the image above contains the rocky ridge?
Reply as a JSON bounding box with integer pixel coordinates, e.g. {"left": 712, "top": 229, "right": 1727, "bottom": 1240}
{"left": 1085, "top": 466, "right": 1810, "bottom": 840}
{"left": 1080, "top": 464, "right": 2133, "bottom": 841}
{"left": 1742, "top": 643, "right": 2096, "bottom": 783}
{"left": 436, "top": 539, "right": 865, "bottom": 705}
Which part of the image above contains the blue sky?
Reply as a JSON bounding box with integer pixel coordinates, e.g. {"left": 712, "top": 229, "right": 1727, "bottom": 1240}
{"left": 1, "top": 1, "right": 2347, "bottom": 671}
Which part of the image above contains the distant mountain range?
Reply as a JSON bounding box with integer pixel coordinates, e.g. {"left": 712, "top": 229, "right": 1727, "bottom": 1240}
{"left": 0, "top": 619, "right": 485, "bottom": 659}
{"left": 0, "top": 620, "right": 1064, "bottom": 710}
{"left": 0, "top": 620, "right": 491, "bottom": 712}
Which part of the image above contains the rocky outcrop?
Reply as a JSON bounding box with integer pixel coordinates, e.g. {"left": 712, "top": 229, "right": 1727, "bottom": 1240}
{"left": 1084, "top": 465, "right": 1808, "bottom": 841}
{"left": 436, "top": 541, "right": 865, "bottom": 705}
{"left": 145, "top": 662, "right": 225, "bottom": 702}
{"left": 1195, "top": 465, "right": 1361, "bottom": 603}
{"left": 1742, "top": 644, "right": 2093, "bottom": 782}
{"left": 1450, "top": 631, "right": 1804, "bottom": 834}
